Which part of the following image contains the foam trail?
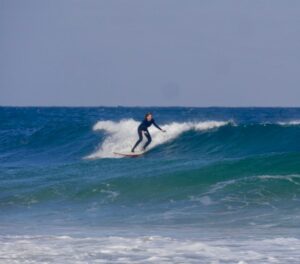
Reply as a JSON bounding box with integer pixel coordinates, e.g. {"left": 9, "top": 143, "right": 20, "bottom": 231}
{"left": 87, "top": 119, "right": 228, "bottom": 158}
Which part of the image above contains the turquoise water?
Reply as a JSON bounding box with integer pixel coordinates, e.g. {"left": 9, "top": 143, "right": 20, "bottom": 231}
{"left": 1, "top": 107, "right": 300, "bottom": 263}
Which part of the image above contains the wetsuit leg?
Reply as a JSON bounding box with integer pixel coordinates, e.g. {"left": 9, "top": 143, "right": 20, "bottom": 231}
{"left": 143, "top": 130, "right": 152, "bottom": 150}
{"left": 131, "top": 129, "right": 143, "bottom": 152}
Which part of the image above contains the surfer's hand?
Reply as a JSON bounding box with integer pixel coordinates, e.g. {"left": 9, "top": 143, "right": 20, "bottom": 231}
{"left": 162, "top": 130, "right": 166, "bottom": 133}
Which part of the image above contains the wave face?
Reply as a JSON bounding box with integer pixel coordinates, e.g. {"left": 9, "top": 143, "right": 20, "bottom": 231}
{"left": 1, "top": 107, "right": 300, "bottom": 231}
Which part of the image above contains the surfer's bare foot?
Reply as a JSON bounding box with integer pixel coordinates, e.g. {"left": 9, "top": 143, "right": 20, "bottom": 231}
{"left": 131, "top": 149, "right": 134, "bottom": 153}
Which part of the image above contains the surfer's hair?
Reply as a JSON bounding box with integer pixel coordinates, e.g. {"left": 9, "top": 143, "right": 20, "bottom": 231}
{"left": 145, "top": 112, "right": 152, "bottom": 119}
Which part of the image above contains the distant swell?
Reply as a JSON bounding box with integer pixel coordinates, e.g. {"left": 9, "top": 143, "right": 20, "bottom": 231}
{"left": 277, "top": 120, "right": 300, "bottom": 126}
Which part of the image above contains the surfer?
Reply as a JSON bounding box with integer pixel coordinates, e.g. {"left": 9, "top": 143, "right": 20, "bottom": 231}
{"left": 131, "top": 113, "right": 166, "bottom": 152}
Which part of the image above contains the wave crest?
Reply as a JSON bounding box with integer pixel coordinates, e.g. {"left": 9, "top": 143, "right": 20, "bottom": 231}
{"left": 278, "top": 120, "right": 300, "bottom": 126}
{"left": 87, "top": 119, "right": 229, "bottom": 158}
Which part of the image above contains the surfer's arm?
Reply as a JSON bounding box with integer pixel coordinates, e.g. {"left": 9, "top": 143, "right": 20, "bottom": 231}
{"left": 153, "top": 120, "right": 166, "bottom": 132}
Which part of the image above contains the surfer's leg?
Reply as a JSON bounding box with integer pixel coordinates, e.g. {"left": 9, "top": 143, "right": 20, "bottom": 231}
{"left": 131, "top": 129, "right": 143, "bottom": 152}
{"left": 143, "top": 131, "right": 152, "bottom": 150}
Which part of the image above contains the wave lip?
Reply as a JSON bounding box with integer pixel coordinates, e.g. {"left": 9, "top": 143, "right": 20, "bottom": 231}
{"left": 86, "top": 119, "right": 229, "bottom": 158}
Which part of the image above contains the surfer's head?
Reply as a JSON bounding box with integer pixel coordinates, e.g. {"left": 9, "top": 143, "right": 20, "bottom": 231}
{"left": 145, "top": 113, "right": 153, "bottom": 121}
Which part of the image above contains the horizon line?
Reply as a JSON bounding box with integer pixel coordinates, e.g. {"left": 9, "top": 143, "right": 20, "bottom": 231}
{"left": 1, "top": 105, "right": 300, "bottom": 109}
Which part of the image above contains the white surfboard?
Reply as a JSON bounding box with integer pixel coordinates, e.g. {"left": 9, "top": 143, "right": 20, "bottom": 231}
{"left": 113, "top": 151, "right": 145, "bottom": 157}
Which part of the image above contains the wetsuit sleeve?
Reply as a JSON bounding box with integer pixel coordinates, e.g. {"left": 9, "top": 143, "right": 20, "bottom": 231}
{"left": 152, "top": 120, "right": 162, "bottom": 130}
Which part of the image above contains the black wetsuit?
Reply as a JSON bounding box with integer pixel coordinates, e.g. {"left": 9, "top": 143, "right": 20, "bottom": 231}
{"left": 131, "top": 119, "right": 162, "bottom": 152}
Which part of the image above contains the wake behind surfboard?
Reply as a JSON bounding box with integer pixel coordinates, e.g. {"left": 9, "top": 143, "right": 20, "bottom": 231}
{"left": 113, "top": 151, "right": 145, "bottom": 157}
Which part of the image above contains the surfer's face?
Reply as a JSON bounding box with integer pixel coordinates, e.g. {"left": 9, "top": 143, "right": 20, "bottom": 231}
{"left": 146, "top": 115, "right": 152, "bottom": 121}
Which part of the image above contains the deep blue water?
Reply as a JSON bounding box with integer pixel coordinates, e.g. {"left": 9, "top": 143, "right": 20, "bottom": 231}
{"left": 1, "top": 107, "right": 300, "bottom": 263}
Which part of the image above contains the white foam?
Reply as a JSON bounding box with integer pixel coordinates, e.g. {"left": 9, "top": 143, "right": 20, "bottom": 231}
{"left": 189, "top": 195, "right": 214, "bottom": 205}
{"left": 278, "top": 120, "right": 300, "bottom": 126}
{"left": 1, "top": 234, "right": 300, "bottom": 263}
{"left": 258, "top": 174, "right": 300, "bottom": 185}
{"left": 86, "top": 119, "right": 228, "bottom": 158}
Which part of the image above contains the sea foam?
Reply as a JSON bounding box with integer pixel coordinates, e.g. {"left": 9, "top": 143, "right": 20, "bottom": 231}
{"left": 1, "top": 234, "right": 299, "bottom": 263}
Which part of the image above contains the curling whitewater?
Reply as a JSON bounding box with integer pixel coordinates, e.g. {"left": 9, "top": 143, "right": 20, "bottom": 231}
{"left": 87, "top": 119, "right": 229, "bottom": 158}
{"left": 1, "top": 107, "right": 300, "bottom": 263}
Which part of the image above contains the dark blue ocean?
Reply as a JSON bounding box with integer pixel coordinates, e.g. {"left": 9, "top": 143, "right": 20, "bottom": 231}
{"left": 1, "top": 107, "right": 300, "bottom": 263}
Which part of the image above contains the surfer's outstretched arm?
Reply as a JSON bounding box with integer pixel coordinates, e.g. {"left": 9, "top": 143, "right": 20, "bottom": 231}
{"left": 153, "top": 120, "right": 166, "bottom": 132}
{"left": 152, "top": 120, "right": 164, "bottom": 131}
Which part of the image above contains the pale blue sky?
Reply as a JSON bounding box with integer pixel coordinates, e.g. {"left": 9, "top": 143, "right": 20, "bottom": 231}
{"left": 1, "top": 0, "right": 300, "bottom": 106}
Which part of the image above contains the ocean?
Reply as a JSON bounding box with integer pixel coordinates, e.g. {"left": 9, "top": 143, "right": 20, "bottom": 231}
{"left": 1, "top": 107, "right": 300, "bottom": 263}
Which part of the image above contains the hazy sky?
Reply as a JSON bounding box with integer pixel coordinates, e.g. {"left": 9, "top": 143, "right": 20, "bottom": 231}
{"left": 1, "top": 0, "right": 300, "bottom": 106}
